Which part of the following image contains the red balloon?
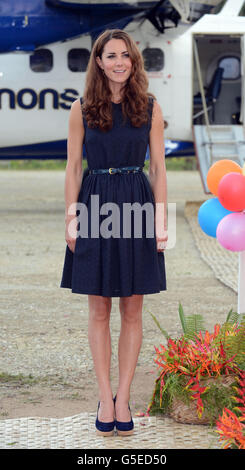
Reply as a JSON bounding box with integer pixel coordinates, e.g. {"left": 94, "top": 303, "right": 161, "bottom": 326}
{"left": 218, "top": 172, "right": 245, "bottom": 211}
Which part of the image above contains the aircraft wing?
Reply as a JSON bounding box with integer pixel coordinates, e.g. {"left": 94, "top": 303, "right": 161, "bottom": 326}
{"left": 46, "top": 0, "right": 224, "bottom": 21}
{"left": 0, "top": 0, "right": 225, "bottom": 53}
{"left": 0, "top": 0, "right": 181, "bottom": 53}
{"left": 47, "top": 1, "right": 223, "bottom": 22}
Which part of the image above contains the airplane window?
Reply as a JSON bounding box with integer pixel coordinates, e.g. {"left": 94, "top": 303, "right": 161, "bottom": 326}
{"left": 218, "top": 56, "right": 240, "bottom": 80}
{"left": 142, "top": 48, "right": 164, "bottom": 72}
{"left": 68, "top": 49, "right": 90, "bottom": 72}
{"left": 30, "top": 49, "right": 53, "bottom": 72}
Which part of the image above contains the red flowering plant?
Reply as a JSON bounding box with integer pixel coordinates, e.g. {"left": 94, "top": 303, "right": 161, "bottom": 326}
{"left": 145, "top": 305, "right": 245, "bottom": 424}
{"left": 216, "top": 370, "right": 245, "bottom": 449}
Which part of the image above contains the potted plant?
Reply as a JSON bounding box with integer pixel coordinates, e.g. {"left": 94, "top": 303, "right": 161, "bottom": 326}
{"left": 146, "top": 304, "right": 245, "bottom": 425}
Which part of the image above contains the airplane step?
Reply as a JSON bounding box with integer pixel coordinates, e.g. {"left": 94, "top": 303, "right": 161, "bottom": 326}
{"left": 193, "top": 125, "right": 245, "bottom": 194}
{"left": 203, "top": 141, "right": 245, "bottom": 145}
{"left": 203, "top": 140, "right": 237, "bottom": 145}
{"left": 210, "top": 155, "right": 240, "bottom": 159}
{"left": 207, "top": 125, "right": 237, "bottom": 130}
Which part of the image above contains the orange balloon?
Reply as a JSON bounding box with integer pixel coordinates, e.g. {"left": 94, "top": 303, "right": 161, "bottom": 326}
{"left": 207, "top": 160, "right": 242, "bottom": 195}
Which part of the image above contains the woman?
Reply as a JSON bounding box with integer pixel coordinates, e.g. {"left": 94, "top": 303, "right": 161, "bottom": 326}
{"left": 60, "top": 29, "right": 168, "bottom": 437}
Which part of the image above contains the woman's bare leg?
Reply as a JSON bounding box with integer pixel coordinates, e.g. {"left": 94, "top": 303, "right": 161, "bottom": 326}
{"left": 88, "top": 294, "right": 114, "bottom": 422}
{"left": 115, "top": 294, "right": 144, "bottom": 421}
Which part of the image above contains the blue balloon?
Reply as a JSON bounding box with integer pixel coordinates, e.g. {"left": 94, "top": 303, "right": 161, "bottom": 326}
{"left": 198, "top": 198, "right": 233, "bottom": 238}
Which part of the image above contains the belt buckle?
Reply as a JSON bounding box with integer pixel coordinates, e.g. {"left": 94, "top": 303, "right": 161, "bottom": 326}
{"left": 109, "top": 167, "right": 116, "bottom": 174}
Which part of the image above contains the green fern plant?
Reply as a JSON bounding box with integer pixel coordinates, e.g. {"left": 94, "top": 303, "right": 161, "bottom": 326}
{"left": 213, "top": 315, "right": 245, "bottom": 369}
{"left": 150, "top": 313, "right": 170, "bottom": 340}
{"left": 151, "top": 302, "right": 206, "bottom": 340}
{"left": 225, "top": 309, "right": 239, "bottom": 324}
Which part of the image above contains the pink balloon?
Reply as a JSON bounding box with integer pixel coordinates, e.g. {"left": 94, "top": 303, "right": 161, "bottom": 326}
{"left": 217, "top": 212, "right": 245, "bottom": 252}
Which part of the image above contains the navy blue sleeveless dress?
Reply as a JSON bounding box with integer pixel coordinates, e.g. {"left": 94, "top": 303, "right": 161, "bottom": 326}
{"left": 60, "top": 96, "right": 166, "bottom": 297}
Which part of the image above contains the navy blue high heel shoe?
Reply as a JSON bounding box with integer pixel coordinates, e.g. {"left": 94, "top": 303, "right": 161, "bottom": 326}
{"left": 95, "top": 401, "right": 115, "bottom": 437}
{"left": 113, "top": 395, "right": 134, "bottom": 436}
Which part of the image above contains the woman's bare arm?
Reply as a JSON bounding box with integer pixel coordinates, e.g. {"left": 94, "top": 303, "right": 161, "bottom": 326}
{"left": 64, "top": 98, "right": 84, "bottom": 251}
{"left": 148, "top": 100, "right": 168, "bottom": 249}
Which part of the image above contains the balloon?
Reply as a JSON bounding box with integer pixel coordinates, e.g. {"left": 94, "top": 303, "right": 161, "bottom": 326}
{"left": 207, "top": 160, "right": 242, "bottom": 195}
{"left": 218, "top": 172, "right": 245, "bottom": 212}
{"left": 217, "top": 212, "right": 245, "bottom": 252}
{"left": 198, "top": 198, "right": 233, "bottom": 238}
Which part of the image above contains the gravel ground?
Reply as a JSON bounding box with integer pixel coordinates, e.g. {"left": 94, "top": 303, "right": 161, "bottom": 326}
{"left": 0, "top": 170, "right": 237, "bottom": 420}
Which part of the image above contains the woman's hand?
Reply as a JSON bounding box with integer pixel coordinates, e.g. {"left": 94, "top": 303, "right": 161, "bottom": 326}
{"left": 65, "top": 215, "right": 78, "bottom": 253}
{"left": 155, "top": 222, "right": 168, "bottom": 252}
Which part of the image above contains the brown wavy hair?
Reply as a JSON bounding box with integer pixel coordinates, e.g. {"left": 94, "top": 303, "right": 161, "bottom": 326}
{"left": 81, "top": 29, "right": 156, "bottom": 132}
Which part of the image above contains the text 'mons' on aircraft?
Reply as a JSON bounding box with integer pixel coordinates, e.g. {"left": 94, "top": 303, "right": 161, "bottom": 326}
{"left": 0, "top": 0, "right": 245, "bottom": 193}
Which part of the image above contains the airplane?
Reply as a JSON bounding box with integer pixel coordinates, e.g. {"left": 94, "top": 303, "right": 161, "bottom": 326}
{"left": 0, "top": 0, "right": 245, "bottom": 193}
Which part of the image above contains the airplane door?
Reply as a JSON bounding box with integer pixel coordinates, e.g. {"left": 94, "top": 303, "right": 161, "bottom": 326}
{"left": 192, "top": 34, "right": 245, "bottom": 193}
{"left": 241, "top": 35, "right": 245, "bottom": 125}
